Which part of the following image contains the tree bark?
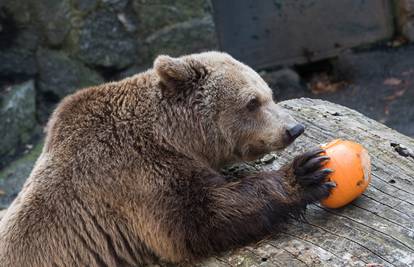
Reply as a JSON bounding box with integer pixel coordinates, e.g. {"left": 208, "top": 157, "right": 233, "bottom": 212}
{"left": 1, "top": 98, "right": 413, "bottom": 266}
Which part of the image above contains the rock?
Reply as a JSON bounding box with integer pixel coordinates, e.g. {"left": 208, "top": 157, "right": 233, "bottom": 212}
{"left": 133, "top": 0, "right": 211, "bottom": 37}
{"left": 36, "top": 48, "right": 104, "bottom": 99}
{"left": 260, "top": 154, "right": 276, "bottom": 164}
{"left": 0, "top": 6, "right": 19, "bottom": 49}
{"left": 2, "top": 0, "right": 32, "bottom": 25}
{"left": 0, "top": 80, "right": 37, "bottom": 158}
{"left": 101, "top": 0, "right": 129, "bottom": 11}
{"left": 72, "top": 0, "right": 98, "bottom": 12}
{"left": 32, "top": 0, "right": 72, "bottom": 46}
{"left": 77, "top": 10, "right": 139, "bottom": 69}
{"left": 0, "top": 4, "right": 38, "bottom": 77}
{"left": 261, "top": 68, "right": 305, "bottom": 99}
{"left": 0, "top": 49, "right": 37, "bottom": 77}
{"left": 117, "top": 11, "right": 139, "bottom": 33}
{"left": 0, "top": 142, "right": 43, "bottom": 208}
{"left": 145, "top": 16, "right": 218, "bottom": 59}
{"left": 262, "top": 68, "right": 301, "bottom": 87}
{"left": 0, "top": 24, "right": 39, "bottom": 76}
{"left": 115, "top": 64, "right": 150, "bottom": 80}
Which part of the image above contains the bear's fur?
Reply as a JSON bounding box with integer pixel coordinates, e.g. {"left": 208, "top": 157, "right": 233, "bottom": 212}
{"left": 0, "top": 52, "right": 333, "bottom": 266}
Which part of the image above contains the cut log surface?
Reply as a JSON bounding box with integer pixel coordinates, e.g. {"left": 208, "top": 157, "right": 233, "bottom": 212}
{"left": 199, "top": 98, "right": 414, "bottom": 267}
{"left": 0, "top": 98, "right": 413, "bottom": 267}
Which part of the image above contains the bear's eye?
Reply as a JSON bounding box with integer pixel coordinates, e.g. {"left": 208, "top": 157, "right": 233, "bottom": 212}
{"left": 246, "top": 97, "right": 260, "bottom": 112}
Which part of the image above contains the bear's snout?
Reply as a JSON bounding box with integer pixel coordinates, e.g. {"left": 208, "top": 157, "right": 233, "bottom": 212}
{"left": 286, "top": 124, "right": 305, "bottom": 141}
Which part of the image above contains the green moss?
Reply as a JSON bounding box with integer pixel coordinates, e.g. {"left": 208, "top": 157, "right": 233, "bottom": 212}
{"left": 0, "top": 142, "right": 43, "bottom": 182}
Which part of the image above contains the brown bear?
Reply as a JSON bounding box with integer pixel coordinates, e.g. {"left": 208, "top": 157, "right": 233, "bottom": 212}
{"left": 0, "top": 51, "right": 334, "bottom": 266}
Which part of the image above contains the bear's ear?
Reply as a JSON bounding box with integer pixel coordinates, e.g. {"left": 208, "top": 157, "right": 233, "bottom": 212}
{"left": 154, "top": 55, "right": 206, "bottom": 89}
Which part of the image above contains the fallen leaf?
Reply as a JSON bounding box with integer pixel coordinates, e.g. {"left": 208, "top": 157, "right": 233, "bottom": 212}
{"left": 383, "top": 78, "right": 402, "bottom": 86}
{"left": 387, "top": 36, "right": 408, "bottom": 48}
{"left": 309, "top": 73, "right": 348, "bottom": 95}
{"left": 384, "top": 105, "right": 390, "bottom": 115}
{"left": 383, "top": 88, "right": 407, "bottom": 101}
{"left": 402, "top": 69, "right": 414, "bottom": 76}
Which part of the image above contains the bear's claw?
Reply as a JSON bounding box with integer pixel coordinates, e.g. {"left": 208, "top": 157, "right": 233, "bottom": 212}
{"left": 295, "top": 168, "right": 333, "bottom": 186}
{"left": 292, "top": 148, "right": 335, "bottom": 202}
{"left": 295, "top": 156, "right": 330, "bottom": 176}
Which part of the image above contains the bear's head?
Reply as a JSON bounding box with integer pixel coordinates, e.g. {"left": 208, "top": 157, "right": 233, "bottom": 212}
{"left": 154, "top": 52, "right": 304, "bottom": 167}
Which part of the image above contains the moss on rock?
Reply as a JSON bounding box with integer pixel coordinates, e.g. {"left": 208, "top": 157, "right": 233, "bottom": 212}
{"left": 0, "top": 142, "right": 43, "bottom": 208}
{"left": 0, "top": 80, "right": 37, "bottom": 158}
{"left": 37, "top": 48, "right": 104, "bottom": 99}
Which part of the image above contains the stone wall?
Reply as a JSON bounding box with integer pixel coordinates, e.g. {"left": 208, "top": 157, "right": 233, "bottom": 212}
{"left": 0, "top": 0, "right": 217, "bottom": 161}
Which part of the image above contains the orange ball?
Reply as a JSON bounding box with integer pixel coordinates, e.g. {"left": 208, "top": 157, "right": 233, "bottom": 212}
{"left": 320, "top": 139, "right": 371, "bottom": 208}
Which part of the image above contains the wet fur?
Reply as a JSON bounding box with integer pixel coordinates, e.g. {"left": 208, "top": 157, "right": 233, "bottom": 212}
{"left": 0, "top": 52, "right": 332, "bottom": 266}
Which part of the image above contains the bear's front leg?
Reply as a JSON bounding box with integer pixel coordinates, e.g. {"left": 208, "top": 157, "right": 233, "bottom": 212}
{"left": 148, "top": 149, "right": 335, "bottom": 264}
{"left": 282, "top": 147, "right": 336, "bottom": 205}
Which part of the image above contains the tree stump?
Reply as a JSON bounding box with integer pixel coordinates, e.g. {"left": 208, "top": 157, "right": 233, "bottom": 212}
{"left": 1, "top": 98, "right": 413, "bottom": 266}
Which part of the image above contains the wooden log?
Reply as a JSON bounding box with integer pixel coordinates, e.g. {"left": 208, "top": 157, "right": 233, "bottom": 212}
{"left": 198, "top": 98, "right": 414, "bottom": 267}
{"left": 1, "top": 98, "right": 413, "bottom": 266}
{"left": 0, "top": 210, "right": 6, "bottom": 221}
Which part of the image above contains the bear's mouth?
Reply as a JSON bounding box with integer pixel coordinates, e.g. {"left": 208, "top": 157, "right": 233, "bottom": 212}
{"left": 282, "top": 136, "right": 296, "bottom": 147}
{"left": 238, "top": 143, "right": 274, "bottom": 162}
{"left": 235, "top": 137, "right": 298, "bottom": 162}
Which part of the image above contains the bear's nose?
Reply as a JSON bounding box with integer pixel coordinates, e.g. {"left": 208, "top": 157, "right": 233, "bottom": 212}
{"left": 286, "top": 124, "right": 305, "bottom": 140}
